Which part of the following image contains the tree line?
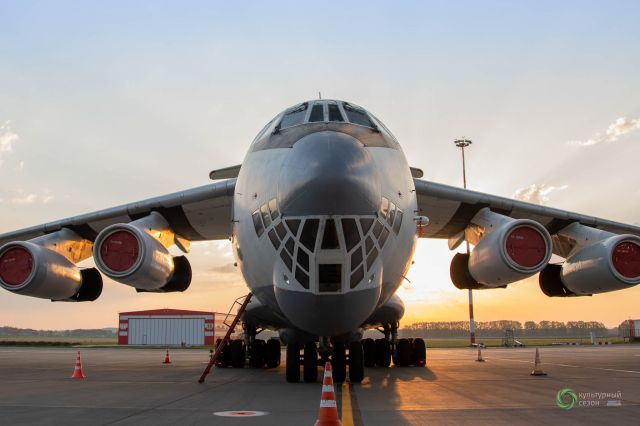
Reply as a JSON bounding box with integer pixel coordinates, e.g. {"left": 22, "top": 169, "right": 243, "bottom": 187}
{"left": 0, "top": 326, "right": 117, "bottom": 338}
{"left": 401, "top": 320, "right": 609, "bottom": 338}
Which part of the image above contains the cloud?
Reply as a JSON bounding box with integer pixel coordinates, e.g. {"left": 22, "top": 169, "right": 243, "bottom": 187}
{"left": 210, "top": 263, "right": 239, "bottom": 274}
{"left": 569, "top": 117, "right": 640, "bottom": 147}
{"left": 513, "top": 184, "right": 568, "bottom": 205}
{"left": 10, "top": 190, "right": 54, "bottom": 205}
{"left": 0, "top": 121, "right": 19, "bottom": 167}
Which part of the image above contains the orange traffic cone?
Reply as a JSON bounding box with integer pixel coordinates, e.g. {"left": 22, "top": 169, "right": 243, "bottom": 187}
{"left": 475, "top": 346, "right": 485, "bottom": 362}
{"left": 314, "top": 362, "right": 342, "bottom": 426}
{"left": 71, "top": 351, "right": 85, "bottom": 379}
{"left": 163, "top": 349, "right": 172, "bottom": 364}
{"left": 530, "top": 348, "right": 546, "bottom": 376}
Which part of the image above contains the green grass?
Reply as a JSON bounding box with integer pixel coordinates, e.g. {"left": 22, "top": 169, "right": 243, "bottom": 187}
{"left": 0, "top": 336, "right": 117, "bottom": 346}
{"left": 424, "top": 337, "right": 627, "bottom": 348}
{"left": 0, "top": 335, "right": 631, "bottom": 348}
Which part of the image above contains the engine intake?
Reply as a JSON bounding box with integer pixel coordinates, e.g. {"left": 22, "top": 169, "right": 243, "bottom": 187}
{"left": 0, "top": 241, "right": 102, "bottom": 301}
{"left": 450, "top": 209, "right": 552, "bottom": 288}
{"left": 93, "top": 215, "right": 191, "bottom": 292}
{"left": 540, "top": 234, "right": 640, "bottom": 296}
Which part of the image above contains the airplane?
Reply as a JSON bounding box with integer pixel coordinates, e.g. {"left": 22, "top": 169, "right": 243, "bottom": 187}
{"left": 1, "top": 99, "right": 639, "bottom": 383}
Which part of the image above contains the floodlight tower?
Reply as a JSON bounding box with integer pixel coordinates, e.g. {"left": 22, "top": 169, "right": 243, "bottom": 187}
{"left": 454, "top": 137, "right": 476, "bottom": 346}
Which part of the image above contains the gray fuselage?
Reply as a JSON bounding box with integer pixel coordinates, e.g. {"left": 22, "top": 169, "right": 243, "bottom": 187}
{"left": 232, "top": 100, "right": 417, "bottom": 337}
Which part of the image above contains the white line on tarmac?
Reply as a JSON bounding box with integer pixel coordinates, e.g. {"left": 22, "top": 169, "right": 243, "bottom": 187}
{"left": 488, "top": 357, "right": 640, "bottom": 374}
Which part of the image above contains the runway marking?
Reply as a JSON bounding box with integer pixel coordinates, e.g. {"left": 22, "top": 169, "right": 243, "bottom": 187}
{"left": 488, "top": 357, "right": 640, "bottom": 374}
{"left": 341, "top": 383, "right": 354, "bottom": 426}
{"left": 340, "top": 383, "right": 364, "bottom": 426}
{"left": 214, "top": 411, "right": 269, "bottom": 417}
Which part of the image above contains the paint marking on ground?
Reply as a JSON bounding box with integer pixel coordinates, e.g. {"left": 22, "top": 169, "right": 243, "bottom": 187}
{"left": 213, "top": 411, "right": 269, "bottom": 417}
{"left": 488, "top": 357, "right": 640, "bottom": 374}
{"left": 341, "top": 383, "right": 354, "bottom": 426}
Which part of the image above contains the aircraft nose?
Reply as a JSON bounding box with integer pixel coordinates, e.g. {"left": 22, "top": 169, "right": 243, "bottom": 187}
{"left": 278, "top": 131, "right": 380, "bottom": 216}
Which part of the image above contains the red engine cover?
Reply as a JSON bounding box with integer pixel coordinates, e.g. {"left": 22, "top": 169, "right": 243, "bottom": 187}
{"left": 99, "top": 230, "right": 140, "bottom": 273}
{"left": 505, "top": 226, "right": 547, "bottom": 268}
{"left": 612, "top": 241, "right": 640, "bottom": 279}
{"left": 0, "top": 246, "right": 33, "bottom": 286}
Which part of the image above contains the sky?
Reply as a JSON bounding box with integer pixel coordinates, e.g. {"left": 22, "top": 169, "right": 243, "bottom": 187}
{"left": 1, "top": 1, "right": 639, "bottom": 329}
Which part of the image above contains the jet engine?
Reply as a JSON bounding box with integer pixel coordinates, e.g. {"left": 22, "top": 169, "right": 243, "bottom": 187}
{"left": 539, "top": 224, "right": 640, "bottom": 296}
{"left": 450, "top": 208, "right": 552, "bottom": 289}
{"left": 93, "top": 212, "right": 191, "bottom": 292}
{"left": 0, "top": 241, "right": 102, "bottom": 301}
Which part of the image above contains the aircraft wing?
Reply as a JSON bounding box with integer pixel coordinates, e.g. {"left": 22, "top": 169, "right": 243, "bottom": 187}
{"left": 0, "top": 179, "right": 236, "bottom": 246}
{"left": 414, "top": 178, "right": 640, "bottom": 245}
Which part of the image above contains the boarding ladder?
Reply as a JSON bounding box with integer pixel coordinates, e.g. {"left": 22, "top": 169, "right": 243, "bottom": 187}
{"left": 198, "top": 292, "right": 253, "bottom": 383}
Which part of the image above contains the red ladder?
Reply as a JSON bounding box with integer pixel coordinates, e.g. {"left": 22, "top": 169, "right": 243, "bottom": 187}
{"left": 198, "top": 292, "right": 253, "bottom": 383}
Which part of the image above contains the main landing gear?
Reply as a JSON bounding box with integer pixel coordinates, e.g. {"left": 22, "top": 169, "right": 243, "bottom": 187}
{"left": 284, "top": 323, "right": 427, "bottom": 384}
{"left": 215, "top": 325, "right": 282, "bottom": 370}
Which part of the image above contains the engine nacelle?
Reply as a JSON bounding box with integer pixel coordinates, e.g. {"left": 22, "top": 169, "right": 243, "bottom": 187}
{"left": 450, "top": 209, "right": 552, "bottom": 288}
{"left": 93, "top": 215, "right": 191, "bottom": 292}
{"left": 540, "top": 234, "right": 640, "bottom": 296}
{"left": 0, "top": 241, "right": 102, "bottom": 301}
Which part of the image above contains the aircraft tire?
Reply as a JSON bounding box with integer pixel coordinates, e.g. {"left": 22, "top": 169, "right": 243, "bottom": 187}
{"left": 374, "top": 338, "right": 391, "bottom": 367}
{"left": 265, "top": 338, "right": 281, "bottom": 368}
{"left": 348, "top": 341, "right": 365, "bottom": 383}
{"left": 249, "top": 339, "right": 266, "bottom": 368}
{"left": 303, "top": 342, "right": 318, "bottom": 383}
{"left": 332, "top": 342, "right": 347, "bottom": 383}
{"left": 230, "top": 339, "right": 245, "bottom": 368}
{"left": 285, "top": 342, "right": 300, "bottom": 382}
{"left": 412, "top": 338, "right": 426, "bottom": 367}
{"left": 362, "top": 338, "right": 376, "bottom": 368}
{"left": 396, "top": 338, "right": 412, "bottom": 367}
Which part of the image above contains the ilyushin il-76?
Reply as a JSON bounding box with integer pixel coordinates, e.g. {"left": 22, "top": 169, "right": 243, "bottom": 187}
{"left": 1, "top": 99, "right": 638, "bottom": 383}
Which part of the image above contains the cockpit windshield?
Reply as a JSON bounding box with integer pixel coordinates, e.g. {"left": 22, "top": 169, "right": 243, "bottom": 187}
{"left": 342, "top": 102, "right": 375, "bottom": 128}
{"left": 279, "top": 103, "right": 308, "bottom": 129}
{"left": 250, "top": 99, "right": 399, "bottom": 150}
{"left": 277, "top": 100, "right": 378, "bottom": 130}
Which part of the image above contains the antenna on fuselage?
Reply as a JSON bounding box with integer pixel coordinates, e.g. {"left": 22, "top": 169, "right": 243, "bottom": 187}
{"left": 318, "top": 91, "right": 322, "bottom": 99}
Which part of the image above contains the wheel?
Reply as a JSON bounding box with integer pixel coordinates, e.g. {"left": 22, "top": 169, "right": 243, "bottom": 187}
{"left": 375, "top": 338, "right": 391, "bottom": 367}
{"left": 218, "top": 339, "right": 233, "bottom": 367}
{"left": 412, "top": 338, "right": 426, "bottom": 367}
{"left": 265, "top": 338, "right": 281, "bottom": 368}
{"left": 230, "top": 339, "right": 245, "bottom": 368}
{"left": 249, "top": 339, "right": 266, "bottom": 368}
{"left": 213, "top": 339, "right": 225, "bottom": 367}
{"left": 332, "top": 343, "right": 347, "bottom": 383}
{"left": 348, "top": 341, "right": 364, "bottom": 383}
{"left": 286, "top": 342, "right": 300, "bottom": 383}
{"left": 303, "top": 342, "right": 318, "bottom": 383}
{"left": 395, "top": 338, "right": 411, "bottom": 366}
{"left": 363, "top": 338, "right": 376, "bottom": 368}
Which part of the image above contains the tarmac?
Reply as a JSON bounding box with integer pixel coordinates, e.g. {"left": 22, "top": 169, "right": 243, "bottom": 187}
{"left": 0, "top": 345, "right": 638, "bottom": 425}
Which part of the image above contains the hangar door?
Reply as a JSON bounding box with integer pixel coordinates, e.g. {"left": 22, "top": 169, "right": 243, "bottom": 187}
{"left": 128, "top": 318, "right": 204, "bottom": 345}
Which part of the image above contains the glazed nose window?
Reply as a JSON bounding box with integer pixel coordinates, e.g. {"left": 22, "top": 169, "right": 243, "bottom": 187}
{"left": 321, "top": 219, "right": 340, "bottom": 250}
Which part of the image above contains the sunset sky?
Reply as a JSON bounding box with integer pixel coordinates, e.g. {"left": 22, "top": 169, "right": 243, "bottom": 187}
{"left": 1, "top": 1, "right": 639, "bottom": 329}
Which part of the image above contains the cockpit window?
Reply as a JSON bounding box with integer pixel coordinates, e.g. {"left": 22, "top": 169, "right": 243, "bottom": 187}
{"left": 309, "top": 104, "right": 324, "bottom": 122}
{"left": 328, "top": 103, "right": 344, "bottom": 122}
{"left": 343, "top": 102, "right": 375, "bottom": 128}
{"left": 279, "top": 103, "right": 308, "bottom": 129}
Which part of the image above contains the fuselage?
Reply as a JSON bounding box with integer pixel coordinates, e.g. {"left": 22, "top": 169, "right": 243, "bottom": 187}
{"left": 232, "top": 100, "right": 417, "bottom": 336}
